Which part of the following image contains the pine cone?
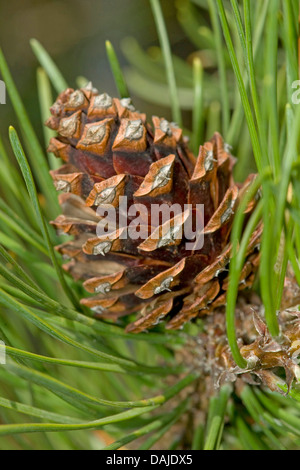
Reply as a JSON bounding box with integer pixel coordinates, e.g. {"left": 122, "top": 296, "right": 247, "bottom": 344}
{"left": 185, "top": 290, "right": 300, "bottom": 396}
{"left": 47, "top": 84, "right": 261, "bottom": 333}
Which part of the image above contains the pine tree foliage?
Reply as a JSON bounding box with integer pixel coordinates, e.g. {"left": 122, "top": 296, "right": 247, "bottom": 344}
{"left": 0, "top": 0, "right": 300, "bottom": 450}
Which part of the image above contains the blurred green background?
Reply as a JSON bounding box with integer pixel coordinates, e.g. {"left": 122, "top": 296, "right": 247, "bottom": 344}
{"left": 0, "top": 0, "right": 193, "bottom": 146}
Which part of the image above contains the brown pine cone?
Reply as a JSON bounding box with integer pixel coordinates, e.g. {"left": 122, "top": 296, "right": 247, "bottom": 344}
{"left": 176, "top": 287, "right": 300, "bottom": 399}
{"left": 47, "top": 84, "right": 261, "bottom": 333}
